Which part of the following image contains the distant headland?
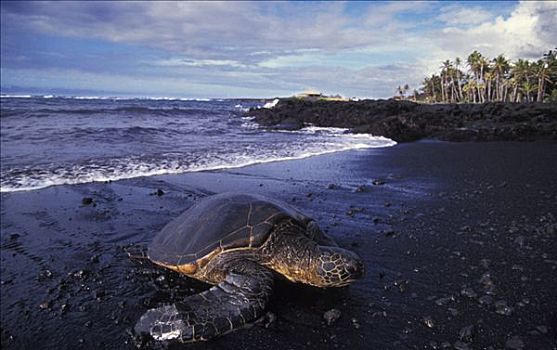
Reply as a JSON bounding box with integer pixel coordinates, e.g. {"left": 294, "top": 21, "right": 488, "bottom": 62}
{"left": 248, "top": 99, "right": 557, "bottom": 142}
{"left": 248, "top": 49, "right": 557, "bottom": 143}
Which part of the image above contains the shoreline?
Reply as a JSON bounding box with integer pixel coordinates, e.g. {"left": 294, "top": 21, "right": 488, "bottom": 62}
{"left": 248, "top": 99, "right": 557, "bottom": 142}
{"left": 0, "top": 139, "right": 396, "bottom": 194}
{"left": 1, "top": 142, "right": 556, "bottom": 349}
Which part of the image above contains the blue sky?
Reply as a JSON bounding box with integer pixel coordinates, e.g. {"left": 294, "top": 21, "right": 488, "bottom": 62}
{"left": 1, "top": 1, "right": 555, "bottom": 98}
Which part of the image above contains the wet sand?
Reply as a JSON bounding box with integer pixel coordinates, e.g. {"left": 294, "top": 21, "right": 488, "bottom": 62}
{"left": 1, "top": 142, "right": 556, "bottom": 349}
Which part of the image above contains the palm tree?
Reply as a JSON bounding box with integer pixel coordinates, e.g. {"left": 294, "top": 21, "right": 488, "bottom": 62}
{"left": 467, "top": 50, "right": 489, "bottom": 102}
{"left": 492, "top": 54, "right": 510, "bottom": 101}
{"left": 478, "top": 56, "right": 489, "bottom": 102}
{"left": 511, "top": 59, "right": 531, "bottom": 102}
{"left": 485, "top": 71, "right": 494, "bottom": 102}
{"left": 412, "top": 48, "right": 555, "bottom": 104}
{"left": 440, "top": 60, "right": 452, "bottom": 102}
{"left": 462, "top": 76, "right": 477, "bottom": 103}
{"left": 422, "top": 74, "right": 441, "bottom": 102}
{"left": 536, "top": 49, "right": 557, "bottom": 102}
{"left": 467, "top": 50, "right": 482, "bottom": 102}
{"left": 521, "top": 81, "right": 537, "bottom": 103}
{"left": 454, "top": 57, "right": 464, "bottom": 102}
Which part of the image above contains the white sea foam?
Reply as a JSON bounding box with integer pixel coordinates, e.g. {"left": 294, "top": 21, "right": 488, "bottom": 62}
{"left": 0, "top": 94, "right": 218, "bottom": 101}
{"left": 0, "top": 129, "right": 395, "bottom": 193}
{"left": 0, "top": 96, "right": 396, "bottom": 193}
{"left": 72, "top": 96, "right": 116, "bottom": 100}
{"left": 262, "top": 99, "right": 279, "bottom": 109}
{"left": 236, "top": 104, "right": 251, "bottom": 113}
{"left": 0, "top": 94, "right": 33, "bottom": 98}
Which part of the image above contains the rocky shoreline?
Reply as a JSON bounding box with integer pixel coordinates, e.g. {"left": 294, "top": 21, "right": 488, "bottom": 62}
{"left": 247, "top": 99, "right": 557, "bottom": 142}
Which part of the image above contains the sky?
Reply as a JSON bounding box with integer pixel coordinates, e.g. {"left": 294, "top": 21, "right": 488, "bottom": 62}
{"left": 1, "top": 1, "right": 556, "bottom": 99}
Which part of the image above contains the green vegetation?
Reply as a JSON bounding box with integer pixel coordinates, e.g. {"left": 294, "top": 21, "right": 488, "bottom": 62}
{"left": 397, "top": 49, "right": 557, "bottom": 103}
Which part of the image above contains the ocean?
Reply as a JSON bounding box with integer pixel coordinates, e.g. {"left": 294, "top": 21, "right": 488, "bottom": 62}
{"left": 0, "top": 96, "right": 395, "bottom": 192}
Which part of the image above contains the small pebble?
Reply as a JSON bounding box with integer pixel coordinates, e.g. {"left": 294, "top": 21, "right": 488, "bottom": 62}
{"left": 494, "top": 300, "right": 513, "bottom": 316}
{"left": 94, "top": 289, "right": 105, "bottom": 299}
{"left": 384, "top": 230, "right": 397, "bottom": 237}
{"left": 435, "top": 296, "right": 454, "bottom": 306}
{"left": 156, "top": 275, "right": 166, "bottom": 283}
{"left": 355, "top": 185, "right": 368, "bottom": 193}
{"left": 514, "top": 235, "right": 525, "bottom": 247}
{"left": 323, "top": 309, "right": 341, "bottom": 326}
{"left": 9, "top": 233, "right": 20, "bottom": 240}
{"left": 423, "top": 316, "right": 434, "bottom": 328}
{"left": 461, "top": 287, "right": 477, "bottom": 298}
{"left": 478, "top": 295, "right": 493, "bottom": 306}
{"left": 39, "top": 270, "right": 53, "bottom": 280}
{"left": 459, "top": 324, "right": 474, "bottom": 341}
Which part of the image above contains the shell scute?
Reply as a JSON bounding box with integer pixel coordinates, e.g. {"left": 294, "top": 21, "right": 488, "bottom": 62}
{"left": 251, "top": 222, "right": 274, "bottom": 247}
{"left": 220, "top": 226, "right": 251, "bottom": 250}
{"left": 148, "top": 193, "right": 308, "bottom": 266}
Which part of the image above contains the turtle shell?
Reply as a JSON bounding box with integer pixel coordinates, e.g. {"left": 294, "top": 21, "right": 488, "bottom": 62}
{"left": 148, "top": 193, "right": 310, "bottom": 268}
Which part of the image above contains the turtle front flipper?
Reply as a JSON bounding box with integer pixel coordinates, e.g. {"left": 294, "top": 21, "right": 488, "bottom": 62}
{"left": 134, "top": 261, "right": 274, "bottom": 343}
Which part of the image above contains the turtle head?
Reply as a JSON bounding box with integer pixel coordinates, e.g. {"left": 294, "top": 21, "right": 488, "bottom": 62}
{"left": 312, "top": 246, "right": 364, "bottom": 287}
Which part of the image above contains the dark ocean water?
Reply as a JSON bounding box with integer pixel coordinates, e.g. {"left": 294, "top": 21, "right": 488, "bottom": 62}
{"left": 0, "top": 96, "right": 395, "bottom": 192}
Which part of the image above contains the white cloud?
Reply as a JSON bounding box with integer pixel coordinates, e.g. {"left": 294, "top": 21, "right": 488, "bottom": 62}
{"left": 2, "top": 1, "right": 556, "bottom": 98}
{"left": 0, "top": 67, "right": 291, "bottom": 98}
{"left": 152, "top": 58, "right": 246, "bottom": 68}
{"left": 417, "top": 1, "right": 557, "bottom": 75}
{"left": 1, "top": 1, "right": 409, "bottom": 60}
{"left": 437, "top": 5, "right": 493, "bottom": 26}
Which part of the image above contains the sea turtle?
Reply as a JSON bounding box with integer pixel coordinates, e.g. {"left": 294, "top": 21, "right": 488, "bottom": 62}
{"left": 134, "top": 192, "right": 363, "bottom": 342}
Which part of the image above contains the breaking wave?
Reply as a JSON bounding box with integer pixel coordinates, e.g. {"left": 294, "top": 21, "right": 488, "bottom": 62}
{"left": 0, "top": 97, "right": 395, "bottom": 192}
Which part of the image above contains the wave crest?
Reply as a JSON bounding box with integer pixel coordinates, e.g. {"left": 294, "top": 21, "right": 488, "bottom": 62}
{"left": 0, "top": 129, "right": 395, "bottom": 192}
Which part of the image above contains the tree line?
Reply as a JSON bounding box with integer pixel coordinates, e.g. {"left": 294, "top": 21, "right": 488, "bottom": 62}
{"left": 396, "top": 48, "right": 557, "bottom": 103}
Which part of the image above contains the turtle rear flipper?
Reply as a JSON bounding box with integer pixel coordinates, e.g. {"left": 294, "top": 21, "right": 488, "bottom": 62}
{"left": 135, "top": 261, "right": 274, "bottom": 342}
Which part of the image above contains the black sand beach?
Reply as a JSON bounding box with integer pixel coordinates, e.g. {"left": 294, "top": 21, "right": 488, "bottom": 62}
{"left": 1, "top": 142, "right": 556, "bottom": 350}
